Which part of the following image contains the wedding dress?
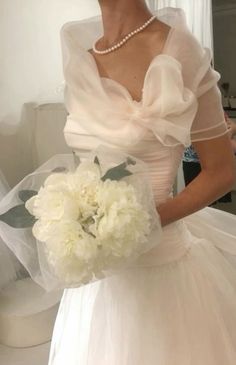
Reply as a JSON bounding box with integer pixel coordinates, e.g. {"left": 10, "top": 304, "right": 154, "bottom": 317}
{"left": 46, "top": 7, "right": 236, "bottom": 364}
{"left": 0, "top": 6, "right": 236, "bottom": 363}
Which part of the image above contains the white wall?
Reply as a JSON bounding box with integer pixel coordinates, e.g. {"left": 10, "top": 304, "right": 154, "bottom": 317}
{"left": 0, "top": 0, "right": 100, "bottom": 131}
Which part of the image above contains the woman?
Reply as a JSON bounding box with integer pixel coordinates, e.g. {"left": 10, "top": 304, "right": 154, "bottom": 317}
{"left": 1, "top": 0, "right": 234, "bottom": 363}
{"left": 47, "top": 1, "right": 236, "bottom": 364}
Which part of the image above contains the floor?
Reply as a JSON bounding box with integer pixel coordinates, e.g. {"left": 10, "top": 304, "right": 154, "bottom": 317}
{"left": 0, "top": 342, "right": 51, "bottom": 365}
{"left": 212, "top": 191, "right": 236, "bottom": 215}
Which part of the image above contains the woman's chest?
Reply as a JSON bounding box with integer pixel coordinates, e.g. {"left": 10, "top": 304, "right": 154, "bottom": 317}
{"left": 89, "top": 51, "right": 152, "bottom": 102}
{"left": 87, "top": 26, "right": 170, "bottom": 103}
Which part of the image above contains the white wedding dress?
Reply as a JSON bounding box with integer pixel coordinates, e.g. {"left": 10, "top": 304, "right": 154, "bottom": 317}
{"left": 1, "top": 7, "right": 235, "bottom": 364}
{"left": 46, "top": 8, "right": 236, "bottom": 364}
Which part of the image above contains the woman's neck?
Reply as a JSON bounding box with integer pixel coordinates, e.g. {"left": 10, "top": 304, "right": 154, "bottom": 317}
{"left": 98, "top": 0, "right": 153, "bottom": 46}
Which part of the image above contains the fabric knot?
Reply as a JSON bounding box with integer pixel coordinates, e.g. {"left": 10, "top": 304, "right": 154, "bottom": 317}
{"left": 129, "top": 102, "right": 148, "bottom": 123}
{"left": 132, "top": 108, "right": 142, "bottom": 119}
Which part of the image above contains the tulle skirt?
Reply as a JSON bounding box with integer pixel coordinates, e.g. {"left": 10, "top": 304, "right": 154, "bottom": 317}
{"left": 48, "top": 206, "right": 236, "bottom": 365}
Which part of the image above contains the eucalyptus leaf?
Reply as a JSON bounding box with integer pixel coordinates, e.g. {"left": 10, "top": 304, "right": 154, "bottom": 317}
{"left": 101, "top": 167, "right": 132, "bottom": 181}
{"left": 94, "top": 156, "right": 100, "bottom": 165}
{"left": 101, "top": 161, "right": 133, "bottom": 181}
{"left": 52, "top": 167, "right": 67, "bottom": 173}
{"left": 126, "top": 157, "right": 136, "bottom": 166}
{"left": 0, "top": 204, "right": 36, "bottom": 228}
{"left": 18, "top": 190, "right": 38, "bottom": 203}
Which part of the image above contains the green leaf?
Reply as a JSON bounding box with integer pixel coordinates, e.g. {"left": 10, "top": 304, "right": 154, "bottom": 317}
{"left": 18, "top": 190, "right": 38, "bottom": 203}
{"left": 52, "top": 167, "right": 67, "bottom": 173}
{"left": 126, "top": 157, "right": 136, "bottom": 166}
{"left": 100, "top": 157, "right": 135, "bottom": 181}
{"left": 94, "top": 156, "right": 100, "bottom": 165}
{"left": 101, "top": 160, "right": 133, "bottom": 181}
{"left": 101, "top": 167, "right": 132, "bottom": 181}
{"left": 0, "top": 204, "right": 36, "bottom": 228}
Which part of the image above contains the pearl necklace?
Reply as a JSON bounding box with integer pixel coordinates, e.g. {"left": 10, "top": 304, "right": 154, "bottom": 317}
{"left": 93, "top": 15, "right": 156, "bottom": 55}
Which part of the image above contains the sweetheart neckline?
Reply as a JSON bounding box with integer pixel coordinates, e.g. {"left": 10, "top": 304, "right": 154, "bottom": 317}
{"left": 85, "top": 26, "right": 177, "bottom": 104}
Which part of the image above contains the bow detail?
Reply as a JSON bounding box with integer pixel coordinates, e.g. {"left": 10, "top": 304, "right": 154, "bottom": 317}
{"left": 126, "top": 55, "right": 198, "bottom": 147}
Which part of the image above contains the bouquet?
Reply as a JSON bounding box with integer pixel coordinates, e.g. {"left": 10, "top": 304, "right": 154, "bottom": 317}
{"left": 0, "top": 146, "right": 162, "bottom": 291}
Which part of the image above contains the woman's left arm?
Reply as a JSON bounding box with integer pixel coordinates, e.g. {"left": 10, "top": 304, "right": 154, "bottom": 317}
{"left": 157, "top": 133, "right": 236, "bottom": 227}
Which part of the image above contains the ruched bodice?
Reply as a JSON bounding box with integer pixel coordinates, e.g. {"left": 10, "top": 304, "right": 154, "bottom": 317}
{"left": 68, "top": 130, "right": 184, "bottom": 206}
{"left": 68, "top": 132, "right": 192, "bottom": 267}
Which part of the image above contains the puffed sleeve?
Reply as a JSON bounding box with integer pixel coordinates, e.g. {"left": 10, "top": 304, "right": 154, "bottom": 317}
{"left": 190, "top": 66, "right": 229, "bottom": 142}
{"left": 170, "top": 28, "right": 229, "bottom": 143}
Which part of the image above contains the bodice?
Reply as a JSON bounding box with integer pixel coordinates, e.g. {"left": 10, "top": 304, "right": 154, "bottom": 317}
{"left": 66, "top": 128, "right": 184, "bottom": 205}
{"left": 68, "top": 133, "right": 192, "bottom": 268}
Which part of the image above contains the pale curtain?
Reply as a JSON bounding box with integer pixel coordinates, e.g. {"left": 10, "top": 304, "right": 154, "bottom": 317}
{"left": 147, "top": 0, "right": 213, "bottom": 51}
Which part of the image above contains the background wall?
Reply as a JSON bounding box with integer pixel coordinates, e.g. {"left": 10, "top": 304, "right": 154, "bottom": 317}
{"left": 213, "top": 2, "right": 236, "bottom": 96}
{"left": 0, "top": 0, "right": 100, "bottom": 131}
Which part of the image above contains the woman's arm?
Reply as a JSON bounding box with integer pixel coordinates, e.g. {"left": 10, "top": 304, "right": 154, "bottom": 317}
{"left": 157, "top": 133, "right": 236, "bottom": 227}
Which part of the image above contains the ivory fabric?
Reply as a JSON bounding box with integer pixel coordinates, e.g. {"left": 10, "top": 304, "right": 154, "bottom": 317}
{"left": 47, "top": 8, "right": 236, "bottom": 364}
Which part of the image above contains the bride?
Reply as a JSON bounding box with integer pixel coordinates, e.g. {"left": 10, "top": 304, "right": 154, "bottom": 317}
{"left": 1, "top": 0, "right": 236, "bottom": 364}
{"left": 46, "top": 1, "right": 236, "bottom": 364}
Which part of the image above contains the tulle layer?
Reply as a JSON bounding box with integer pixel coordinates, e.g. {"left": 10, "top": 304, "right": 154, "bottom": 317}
{"left": 0, "top": 148, "right": 162, "bottom": 292}
{"left": 48, "top": 207, "right": 236, "bottom": 365}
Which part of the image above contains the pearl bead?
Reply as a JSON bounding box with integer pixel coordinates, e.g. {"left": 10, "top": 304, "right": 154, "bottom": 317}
{"left": 93, "top": 15, "right": 156, "bottom": 55}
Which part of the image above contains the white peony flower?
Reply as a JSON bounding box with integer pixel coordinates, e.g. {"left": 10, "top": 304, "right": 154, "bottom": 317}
{"left": 66, "top": 162, "right": 102, "bottom": 220}
{"left": 32, "top": 219, "right": 56, "bottom": 242}
{"left": 89, "top": 179, "right": 151, "bottom": 258}
{"left": 43, "top": 220, "right": 98, "bottom": 260}
{"left": 44, "top": 172, "right": 69, "bottom": 190}
{"left": 25, "top": 186, "right": 79, "bottom": 221}
{"left": 37, "top": 219, "right": 100, "bottom": 285}
{"left": 75, "top": 160, "right": 101, "bottom": 182}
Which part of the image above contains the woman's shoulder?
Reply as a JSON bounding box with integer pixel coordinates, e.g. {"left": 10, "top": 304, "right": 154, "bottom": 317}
{"left": 161, "top": 25, "right": 213, "bottom": 95}
{"left": 60, "top": 16, "right": 103, "bottom": 54}
{"left": 168, "top": 26, "right": 206, "bottom": 59}
{"left": 166, "top": 26, "right": 211, "bottom": 85}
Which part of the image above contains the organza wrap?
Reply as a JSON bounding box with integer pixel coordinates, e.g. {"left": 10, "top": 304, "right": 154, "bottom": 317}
{"left": 61, "top": 8, "right": 228, "bottom": 150}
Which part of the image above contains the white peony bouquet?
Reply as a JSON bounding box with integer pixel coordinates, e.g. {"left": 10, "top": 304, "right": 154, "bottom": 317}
{"left": 0, "top": 146, "right": 162, "bottom": 290}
